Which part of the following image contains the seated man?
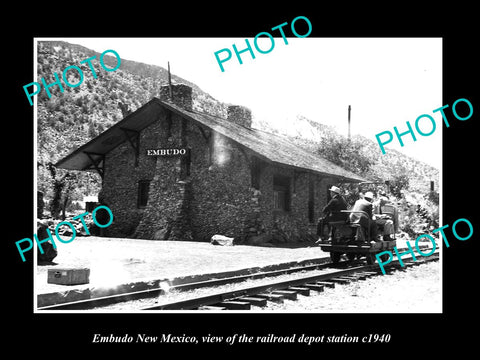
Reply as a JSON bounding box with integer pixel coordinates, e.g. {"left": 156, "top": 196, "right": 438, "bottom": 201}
{"left": 349, "top": 191, "right": 378, "bottom": 242}
{"left": 373, "top": 192, "right": 397, "bottom": 240}
{"left": 317, "top": 186, "right": 348, "bottom": 241}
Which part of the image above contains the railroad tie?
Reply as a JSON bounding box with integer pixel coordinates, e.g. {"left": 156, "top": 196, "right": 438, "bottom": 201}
{"left": 315, "top": 281, "right": 335, "bottom": 288}
{"left": 337, "top": 275, "right": 364, "bottom": 281}
{"left": 304, "top": 283, "right": 325, "bottom": 292}
{"left": 217, "top": 300, "right": 251, "bottom": 310}
{"left": 354, "top": 274, "right": 369, "bottom": 280}
{"left": 256, "top": 293, "right": 285, "bottom": 303}
{"left": 288, "top": 286, "right": 311, "bottom": 296}
{"left": 325, "top": 277, "right": 350, "bottom": 284}
{"left": 358, "top": 271, "right": 379, "bottom": 276}
{"left": 198, "top": 305, "right": 228, "bottom": 310}
{"left": 272, "top": 290, "right": 297, "bottom": 300}
{"left": 236, "top": 297, "right": 268, "bottom": 307}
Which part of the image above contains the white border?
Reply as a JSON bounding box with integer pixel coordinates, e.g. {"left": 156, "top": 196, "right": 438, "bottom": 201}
{"left": 33, "top": 37, "right": 443, "bottom": 314}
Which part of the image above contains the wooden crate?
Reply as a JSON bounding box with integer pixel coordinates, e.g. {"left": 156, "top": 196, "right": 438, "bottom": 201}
{"left": 47, "top": 268, "right": 90, "bottom": 285}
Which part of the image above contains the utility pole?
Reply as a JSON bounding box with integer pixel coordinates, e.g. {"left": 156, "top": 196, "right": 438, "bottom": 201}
{"left": 348, "top": 105, "right": 351, "bottom": 141}
{"left": 168, "top": 61, "right": 173, "bottom": 100}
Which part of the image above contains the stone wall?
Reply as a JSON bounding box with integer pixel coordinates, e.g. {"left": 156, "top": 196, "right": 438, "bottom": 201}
{"left": 187, "top": 123, "right": 255, "bottom": 241}
{"left": 130, "top": 109, "right": 259, "bottom": 242}
{"left": 246, "top": 163, "right": 337, "bottom": 243}
{"left": 133, "top": 109, "right": 192, "bottom": 241}
{"left": 99, "top": 112, "right": 339, "bottom": 241}
{"left": 98, "top": 83, "right": 342, "bottom": 242}
{"left": 98, "top": 117, "right": 162, "bottom": 237}
{"left": 227, "top": 105, "right": 252, "bottom": 128}
{"left": 159, "top": 84, "right": 193, "bottom": 111}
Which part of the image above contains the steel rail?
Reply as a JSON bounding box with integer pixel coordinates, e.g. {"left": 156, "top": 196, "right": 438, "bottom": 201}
{"left": 142, "top": 264, "right": 372, "bottom": 310}
{"left": 142, "top": 252, "right": 439, "bottom": 311}
{"left": 38, "top": 246, "right": 438, "bottom": 311}
{"left": 37, "top": 258, "right": 352, "bottom": 310}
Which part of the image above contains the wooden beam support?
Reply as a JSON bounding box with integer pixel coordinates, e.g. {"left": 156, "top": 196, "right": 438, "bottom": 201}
{"left": 83, "top": 151, "right": 105, "bottom": 180}
{"left": 120, "top": 127, "right": 140, "bottom": 166}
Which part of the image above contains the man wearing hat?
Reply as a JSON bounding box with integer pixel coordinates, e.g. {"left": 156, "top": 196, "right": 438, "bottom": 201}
{"left": 317, "top": 186, "right": 348, "bottom": 241}
{"left": 349, "top": 191, "right": 378, "bottom": 242}
{"left": 373, "top": 191, "right": 397, "bottom": 240}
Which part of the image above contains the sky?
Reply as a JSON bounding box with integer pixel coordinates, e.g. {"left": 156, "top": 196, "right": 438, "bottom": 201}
{"left": 38, "top": 37, "right": 443, "bottom": 168}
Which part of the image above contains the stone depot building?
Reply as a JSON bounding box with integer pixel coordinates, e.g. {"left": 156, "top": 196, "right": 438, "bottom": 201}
{"left": 56, "top": 84, "right": 365, "bottom": 244}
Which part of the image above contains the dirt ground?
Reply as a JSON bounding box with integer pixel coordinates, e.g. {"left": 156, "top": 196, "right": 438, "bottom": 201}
{"left": 35, "top": 235, "right": 437, "bottom": 295}
{"left": 265, "top": 260, "right": 442, "bottom": 313}
{"left": 35, "top": 237, "right": 326, "bottom": 294}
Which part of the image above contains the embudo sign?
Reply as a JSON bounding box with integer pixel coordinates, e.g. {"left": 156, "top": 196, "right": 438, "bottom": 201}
{"left": 146, "top": 148, "right": 188, "bottom": 156}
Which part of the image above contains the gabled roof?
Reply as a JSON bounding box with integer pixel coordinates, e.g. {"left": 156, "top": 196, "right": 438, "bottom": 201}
{"left": 55, "top": 98, "right": 367, "bottom": 183}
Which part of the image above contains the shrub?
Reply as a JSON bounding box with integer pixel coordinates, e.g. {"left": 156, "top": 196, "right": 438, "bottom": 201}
{"left": 316, "top": 133, "right": 374, "bottom": 177}
{"left": 388, "top": 173, "right": 410, "bottom": 198}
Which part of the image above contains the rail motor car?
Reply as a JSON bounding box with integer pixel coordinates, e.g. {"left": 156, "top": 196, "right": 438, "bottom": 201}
{"left": 316, "top": 204, "right": 398, "bottom": 264}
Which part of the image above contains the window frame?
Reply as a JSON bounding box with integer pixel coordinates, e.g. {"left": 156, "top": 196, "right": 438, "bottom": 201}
{"left": 137, "top": 180, "right": 151, "bottom": 209}
{"left": 273, "top": 174, "right": 291, "bottom": 212}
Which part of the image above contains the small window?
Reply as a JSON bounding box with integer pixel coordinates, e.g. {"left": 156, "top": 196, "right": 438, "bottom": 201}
{"left": 137, "top": 180, "right": 150, "bottom": 208}
{"left": 250, "top": 157, "right": 262, "bottom": 190}
{"left": 273, "top": 175, "right": 290, "bottom": 211}
{"left": 180, "top": 148, "right": 191, "bottom": 179}
{"left": 308, "top": 177, "right": 315, "bottom": 223}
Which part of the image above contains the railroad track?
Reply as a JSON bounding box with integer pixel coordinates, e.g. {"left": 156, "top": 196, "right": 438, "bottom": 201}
{"left": 38, "top": 258, "right": 347, "bottom": 310}
{"left": 38, "top": 248, "right": 439, "bottom": 311}
{"left": 143, "top": 252, "right": 439, "bottom": 310}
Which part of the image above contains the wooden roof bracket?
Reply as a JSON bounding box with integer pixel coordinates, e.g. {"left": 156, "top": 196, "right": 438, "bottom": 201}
{"left": 196, "top": 124, "right": 211, "bottom": 143}
{"left": 83, "top": 151, "right": 105, "bottom": 180}
{"left": 120, "top": 127, "right": 140, "bottom": 166}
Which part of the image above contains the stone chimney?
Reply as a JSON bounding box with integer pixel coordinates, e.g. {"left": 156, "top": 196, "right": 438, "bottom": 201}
{"left": 159, "top": 83, "right": 193, "bottom": 112}
{"left": 227, "top": 105, "right": 252, "bottom": 128}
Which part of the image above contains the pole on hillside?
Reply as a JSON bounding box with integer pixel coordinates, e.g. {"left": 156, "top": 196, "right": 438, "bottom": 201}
{"left": 168, "top": 61, "right": 173, "bottom": 100}
{"left": 348, "top": 105, "right": 351, "bottom": 141}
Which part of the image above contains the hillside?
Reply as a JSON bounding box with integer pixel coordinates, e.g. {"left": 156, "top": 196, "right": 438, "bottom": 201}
{"left": 36, "top": 40, "right": 439, "bottom": 216}
{"left": 260, "top": 115, "right": 439, "bottom": 194}
{"left": 36, "top": 40, "right": 229, "bottom": 201}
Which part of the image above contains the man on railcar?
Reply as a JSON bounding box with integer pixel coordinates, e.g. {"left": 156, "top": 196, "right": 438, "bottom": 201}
{"left": 373, "top": 191, "right": 396, "bottom": 241}
{"left": 317, "top": 186, "right": 348, "bottom": 241}
{"left": 349, "top": 191, "right": 378, "bottom": 243}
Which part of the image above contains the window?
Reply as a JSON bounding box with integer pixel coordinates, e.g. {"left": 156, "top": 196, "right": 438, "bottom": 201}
{"left": 250, "top": 157, "right": 262, "bottom": 190}
{"left": 308, "top": 177, "right": 315, "bottom": 223}
{"left": 273, "top": 175, "right": 290, "bottom": 211}
{"left": 180, "top": 148, "right": 191, "bottom": 179}
{"left": 137, "top": 180, "right": 150, "bottom": 208}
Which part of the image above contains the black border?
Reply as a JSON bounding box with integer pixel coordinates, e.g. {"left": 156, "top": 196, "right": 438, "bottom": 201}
{"left": 7, "top": 5, "right": 479, "bottom": 355}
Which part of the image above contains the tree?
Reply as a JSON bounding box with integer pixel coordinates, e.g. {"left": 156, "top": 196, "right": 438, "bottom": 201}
{"left": 387, "top": 173, "right": 410, "bottom": 198}
{"left": 118, "top": 101, "right": 131, "bottom": 117}
{"left": 61, "top": 172, "right": 78, "bottom": 219}
{"left": 87, "top": 120, "right": 97, "bottom": 138}
{"left": 46, "top": 163, "right": 75, "bottom": 219}
{"left": 47, "top": 163, "right": 64, "bottom": 219}
{"left": 316, "top": 132, "right": 375, "bottom": 177}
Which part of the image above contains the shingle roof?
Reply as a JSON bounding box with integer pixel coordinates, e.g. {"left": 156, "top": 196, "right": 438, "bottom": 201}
{"left": 55, "top": 98, "right": 366, "bottom": 183}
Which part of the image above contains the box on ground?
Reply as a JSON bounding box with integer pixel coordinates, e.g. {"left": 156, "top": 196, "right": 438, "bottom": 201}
{"left": 47, "top": 268, "right": 90, "bottom": 285}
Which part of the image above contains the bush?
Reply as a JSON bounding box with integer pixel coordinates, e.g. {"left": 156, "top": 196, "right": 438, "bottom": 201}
{"left": 400, "top": 212, "right": 426, "bottom": 238}
{"left": 388, "top": 173, "right": 409, "bottom": 198}
{"left": 316, "top": 133, "right": 374, "bottom": 177}
{"left": 397, "top": 191, "right": 439, "bottom": 237}
{"left": 427, "top": 190, "right": 439, "bottom": 206}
